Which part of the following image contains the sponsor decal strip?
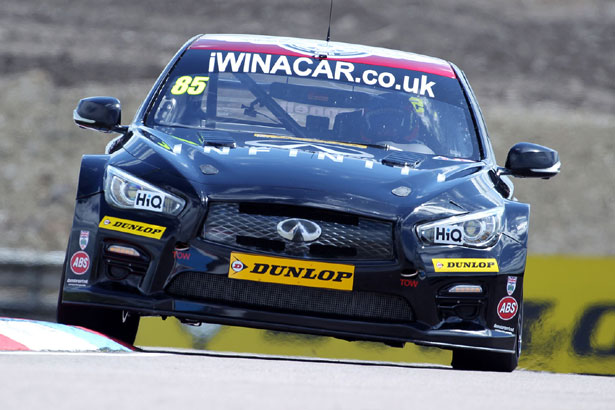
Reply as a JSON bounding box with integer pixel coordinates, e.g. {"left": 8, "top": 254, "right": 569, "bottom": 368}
{"left": 228, "top": 252, "right": 355, "bottom": 291}
{"left": 493, "top": 323, "right": 515, "bottom": 333}
{"left": 207, "top": 51, "right": 437, "bottom": 97}
{"left": 188, "top": 38, "right": 456, "bottom": 78}
{"left": 99, "top": 216, "right": 166, "bottom": 240}
{"left": 432, "top": 258, "right": 499, "bottom": 272}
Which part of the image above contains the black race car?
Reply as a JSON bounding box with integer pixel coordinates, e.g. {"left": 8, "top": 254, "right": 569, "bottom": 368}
{"left": 58, "top": 34, "right": 560, "bottom": 371}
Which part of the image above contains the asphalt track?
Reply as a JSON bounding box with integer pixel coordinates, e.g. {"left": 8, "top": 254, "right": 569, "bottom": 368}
{"left": 1, "top": 348, "right": 613, "bottom": 410}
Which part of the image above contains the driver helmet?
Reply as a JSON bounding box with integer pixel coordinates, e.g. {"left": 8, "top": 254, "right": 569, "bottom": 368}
{"left": 362, "top": 94, "right": 422, "bottom": 142}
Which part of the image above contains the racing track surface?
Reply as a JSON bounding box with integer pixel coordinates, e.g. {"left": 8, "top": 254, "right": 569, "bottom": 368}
{"left": 1, "top": 349, "right": 613, "bottom": 410}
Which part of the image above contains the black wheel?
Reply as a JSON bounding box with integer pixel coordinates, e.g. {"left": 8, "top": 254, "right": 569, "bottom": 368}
{"left": 57, "top": 302, "right": 140, "bottom": 345}
{"left": 451, "top": 347, "right": 518, "bottom": 372}
{"left": 451, "top": 303, "right": 523, "bottom": 372}
{"left": 56, "top": 240, "right": 140, "bottom": 345}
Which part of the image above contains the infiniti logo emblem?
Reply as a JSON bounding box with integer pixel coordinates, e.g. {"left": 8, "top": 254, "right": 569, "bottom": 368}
{"left": 276, "top": 218, "right": 322, "bottom": 242}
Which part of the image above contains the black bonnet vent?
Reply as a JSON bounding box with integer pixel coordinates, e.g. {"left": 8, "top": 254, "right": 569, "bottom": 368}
{"left": 381, "top": 152, "right": 425, "bottom": 168}
{"left": 200, "top": 131, "right": 237, "bottom": 148}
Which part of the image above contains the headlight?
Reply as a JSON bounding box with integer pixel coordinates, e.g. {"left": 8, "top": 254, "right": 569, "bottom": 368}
{"left": 417, "top": 207, "right": 503, "bottom": 248}
{"left": 104, "top": 166, "right": 185, "bottom": 216}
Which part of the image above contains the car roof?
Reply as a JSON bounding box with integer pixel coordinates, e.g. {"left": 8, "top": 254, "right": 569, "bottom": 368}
{"left": 189, "top": 34, "right": 456, "bottom": 79}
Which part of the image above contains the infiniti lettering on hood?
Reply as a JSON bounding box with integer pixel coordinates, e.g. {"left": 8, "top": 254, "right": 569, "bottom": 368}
{"left": 203, "top": 139, "right": 424, "bottom": 176}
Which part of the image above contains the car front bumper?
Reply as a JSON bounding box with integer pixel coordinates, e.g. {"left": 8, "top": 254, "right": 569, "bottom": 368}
{"left": 61, "top": 193, "right": 524, "bottom": 354}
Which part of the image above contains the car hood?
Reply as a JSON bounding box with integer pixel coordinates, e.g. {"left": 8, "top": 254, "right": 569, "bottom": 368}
{"left": 121, "top": 127, "right": 503, "bottom": 219}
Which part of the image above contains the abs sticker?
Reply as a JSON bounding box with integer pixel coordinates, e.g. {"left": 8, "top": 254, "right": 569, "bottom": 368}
{"left": 70, "top": 251, "right": 90, "bottom": 275}
{"left": 497, "top": 296, "right": 518, "bottom": 321}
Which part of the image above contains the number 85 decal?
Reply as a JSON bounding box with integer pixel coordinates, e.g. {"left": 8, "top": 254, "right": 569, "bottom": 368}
{"left": 170, "top": 76, "right": 209, "bottom": 95}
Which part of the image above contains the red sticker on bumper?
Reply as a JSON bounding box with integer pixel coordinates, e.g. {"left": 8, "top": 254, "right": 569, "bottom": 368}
{"left": 497, "top": 296, "right": 518, "bottom": 321}
{"left": 70, "top": 251, "right": 90, "bottom": 275}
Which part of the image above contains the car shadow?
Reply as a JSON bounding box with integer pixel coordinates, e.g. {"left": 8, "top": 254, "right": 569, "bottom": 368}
{"left": 139, "top": 346, "right": 452, "bottom": 371}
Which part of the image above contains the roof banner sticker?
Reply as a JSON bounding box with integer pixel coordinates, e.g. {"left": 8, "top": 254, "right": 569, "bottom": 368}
{"left": 207, "top": 51, "right": 437, "bottom": 98}
{"left": 200, "top": 34, "right": 446, "bottom": 65}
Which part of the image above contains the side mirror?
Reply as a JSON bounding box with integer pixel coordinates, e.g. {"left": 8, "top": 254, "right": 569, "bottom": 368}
{"left": 73, "top": 97, "right": 127, "bottom": 133}
{"left": 502, "top": 142, "right": 560, "bottom": 179}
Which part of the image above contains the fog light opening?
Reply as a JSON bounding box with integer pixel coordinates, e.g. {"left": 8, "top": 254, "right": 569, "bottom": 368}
{"left": 108, "top": 264, "right": 130, "bottom": 280}
{"left": 454, "top": 304, "right": 481, "bottom": 320}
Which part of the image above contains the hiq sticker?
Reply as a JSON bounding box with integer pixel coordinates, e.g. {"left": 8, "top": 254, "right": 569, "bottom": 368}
{"left": 134, "top": 190, "right": 165, "bottom": 212}
{"left": 433, "top": 226, "right": 463, "bottom": 245}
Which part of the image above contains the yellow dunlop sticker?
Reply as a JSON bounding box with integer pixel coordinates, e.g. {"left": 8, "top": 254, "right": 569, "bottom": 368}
{"left": 432, "top": 258, "right": 499, "bottom": 272}
{"left": 99, "top": 216, "right": 166, "bottom": 240}
{"left": 228, "top": 252, "right": 355, "bottom": 291}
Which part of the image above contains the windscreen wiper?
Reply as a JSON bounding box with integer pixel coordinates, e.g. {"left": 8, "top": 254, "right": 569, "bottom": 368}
{"left": 360, "top": 142, "right": 402, "bottom": 151}
{"left": 254, "top": 134, "right": 397, "bottom": 151}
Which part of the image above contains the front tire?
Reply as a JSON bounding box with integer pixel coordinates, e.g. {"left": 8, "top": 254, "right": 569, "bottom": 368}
{"left": 57, "top": 240, "right": 140, "bottom": 345}
{"left": 451, "top": 303, "right": 523, "bottom": 372}
{"left": 451, "top": 347, "right": 518, "bottom": 372}
{"left": 57, "top": 302, "right": 140, "bottom": 345}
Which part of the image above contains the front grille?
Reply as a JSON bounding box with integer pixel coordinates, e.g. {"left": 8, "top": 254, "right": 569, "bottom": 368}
{"left": 202, "top": 202, "right": 394, "bottom": 260}
{"left": 167, "top": 271, "right": 413, "bottom": 323}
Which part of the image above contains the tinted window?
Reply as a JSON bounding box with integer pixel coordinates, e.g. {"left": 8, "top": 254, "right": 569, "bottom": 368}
{"left": 146, "top": 50, "right": 480, "bottom": 159}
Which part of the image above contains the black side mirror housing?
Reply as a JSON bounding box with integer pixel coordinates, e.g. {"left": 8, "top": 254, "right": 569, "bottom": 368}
{"left": 502, "top": 142, "right": 560, "bottom": 179}
{"left": 73, "top": 97, "right": 127, "bottom": 133}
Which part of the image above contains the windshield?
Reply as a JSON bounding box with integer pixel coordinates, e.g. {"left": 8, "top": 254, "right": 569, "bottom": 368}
{"left": 145, "top": 50, "right": 480, "bottom": 159}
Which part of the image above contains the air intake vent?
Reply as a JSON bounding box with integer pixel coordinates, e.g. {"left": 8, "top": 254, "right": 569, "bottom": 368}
{"left": 167, "top": 272, "right": 413, "bottom": 323}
